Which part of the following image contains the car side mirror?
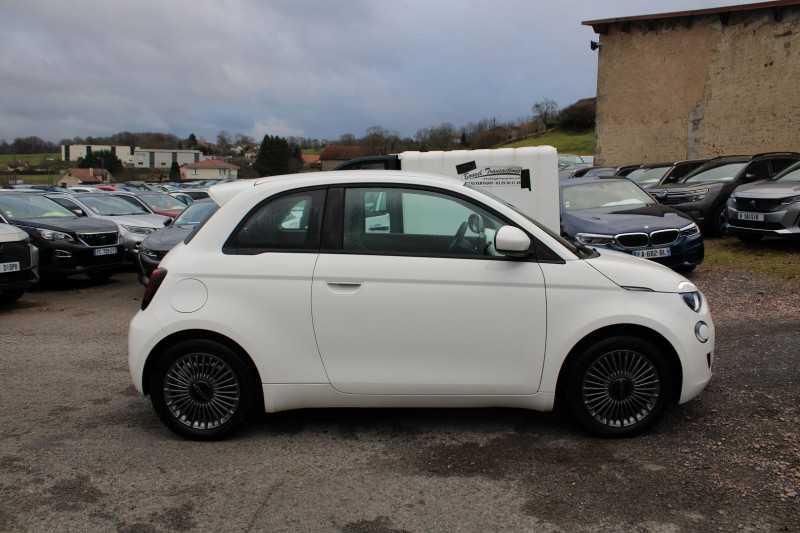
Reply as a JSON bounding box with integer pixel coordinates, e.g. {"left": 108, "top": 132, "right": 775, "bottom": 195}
{"left": 743, "top": 173, "right": 760, "bottom": 182}
{"left": 73, "top": 208, "right": 86, "bottom": 217}
{"left": 495, "top": 226, "right": 531, "bottom": 258}
{"left": 163, "top": 218, "right": 172, "bottom": 227}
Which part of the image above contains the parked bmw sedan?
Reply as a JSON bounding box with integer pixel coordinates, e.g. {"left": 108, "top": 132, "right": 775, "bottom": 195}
{"left": 560, "top": 178, "right": 704, "bottom": 271}
{"left": 725, "top": 160, "right": 800, "bottom": 241}
{"left": 137, "top": 198, "right": 218, "bottom": 285}
{"left": 0, "top": 222, "right": 39, "bottom": 303}
{"left": 0, "top": 192, "right": 123, "bottom": 281}
{"left": 129, "top": 171, "right": 714, "bottom": 441}
{"left": 45, "top": 192, "right": 170, "bottom": 260}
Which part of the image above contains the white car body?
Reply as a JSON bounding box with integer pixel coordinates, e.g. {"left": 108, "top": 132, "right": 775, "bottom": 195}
{"left": 129, "top": 170, "right": 714, "bottom": 440}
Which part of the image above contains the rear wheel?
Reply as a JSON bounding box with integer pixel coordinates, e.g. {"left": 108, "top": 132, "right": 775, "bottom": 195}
{"left": 566, "top": 336, "right": 672, "bottom": 438}
{"left": 148, "top": 340, "right": 255, "bottom": 440}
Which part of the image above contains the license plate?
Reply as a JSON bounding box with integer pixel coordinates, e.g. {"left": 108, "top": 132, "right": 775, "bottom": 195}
{"left": 633, "top": 248, "right": 671, "bottom": 259}
{"left": 738, "top": 212, "right": 764, "bottom": 221}
{"left": 1, "top": 261, "right": 20, "bottom": 272}
{"left": 94, "top": 247, "right": 118, "bottom": 256}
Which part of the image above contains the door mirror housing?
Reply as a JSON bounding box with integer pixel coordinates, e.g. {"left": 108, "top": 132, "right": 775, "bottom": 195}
{"left": 495, "top": 226, "right": 531, "bottom": 258}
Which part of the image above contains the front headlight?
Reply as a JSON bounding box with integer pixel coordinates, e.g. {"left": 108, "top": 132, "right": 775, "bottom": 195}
{"left": 779, "top": 195, "right": 800, "bottom": 206}
{"left": 122, "top": 224, "right": 154, "bottom": 235}
{"left": 681, "top": 291, "right": 703, "bottom": 312}
{"left": 36, "top": 229, "right": 75, "bottom": 243}
{"left": 685, "top": 188, "right": 709, "bottom": 202}
{"left": 680, "top": 222, "right": 700, "bottom": 237}
{"left": 575, "top": 233, "right": 614, "bottom": 246}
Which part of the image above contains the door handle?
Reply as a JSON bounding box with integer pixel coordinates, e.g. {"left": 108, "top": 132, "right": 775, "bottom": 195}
{"left": 324, "top": 282, "right": 363, "bottom": 295}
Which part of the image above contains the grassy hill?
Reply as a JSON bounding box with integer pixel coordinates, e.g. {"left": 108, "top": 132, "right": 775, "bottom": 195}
{"left": 501, "top": 129, "right": 595, "bottom": 155}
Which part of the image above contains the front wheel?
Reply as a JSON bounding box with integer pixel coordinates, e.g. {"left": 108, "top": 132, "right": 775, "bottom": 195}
{"left": 566, "top": 336, "right": 672, "bottom": 438}
{"left": 148, "top": 340, "right": 255, "bottom": 440}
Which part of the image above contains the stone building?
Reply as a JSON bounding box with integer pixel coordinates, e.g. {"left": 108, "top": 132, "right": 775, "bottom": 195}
{"left": 583, "top": 0, "right": 800, "bottom": 166}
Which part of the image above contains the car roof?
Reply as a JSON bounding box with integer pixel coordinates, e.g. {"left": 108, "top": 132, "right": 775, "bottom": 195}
{"left": 209, "top": 171, "right": 466, "bottom": 207}
{"left": 559, "top": 176, "right": 631, "bottom": 187}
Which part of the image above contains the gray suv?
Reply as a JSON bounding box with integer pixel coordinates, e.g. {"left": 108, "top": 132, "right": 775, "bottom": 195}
{"left": 725, "top": 160, "right": 800, "bottom": 241}
{"left": 648, "top": 153, "right": 800, "bottom": 236}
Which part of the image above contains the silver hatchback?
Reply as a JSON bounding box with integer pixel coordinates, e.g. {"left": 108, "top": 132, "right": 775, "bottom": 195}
{"left": 726, "top": 161, "right": 800, "bottom": 241}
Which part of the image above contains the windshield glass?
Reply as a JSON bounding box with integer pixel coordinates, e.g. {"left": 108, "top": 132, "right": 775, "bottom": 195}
{"left": 464, "top": 184, "right": 585, "bottom": 258}
{"left": 561, "top": 180, "right": 653, "bottom": 211}
{"left": 0, "top": 194, "right": 77, "bottom": 220}
{"left": 680, "top": 162, "right": 747, "bottom": 183}
{"left": 173, "top": 201, "right": 218, "bottom": 226}
{"left": 626, "top": 166, "right": 669, "bottom": 185}
{"left": 77, "top": 195, "right": 150, "bottom": 215}
{"left": 772, "top": 161, "right": 800, "bottom": 182}
{"left": 139, "top": 193, "right": 188, "bottom": 211}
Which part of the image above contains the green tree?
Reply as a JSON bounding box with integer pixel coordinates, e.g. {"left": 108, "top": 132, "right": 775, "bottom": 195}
{"left": 76, "top": 149, "right": 123, "bottom": 175}
{"left": 253, "top": 134, "right": 302, "bottom": 176}
{"left": 169, "top": 161, "right": 181, "bottom": 181}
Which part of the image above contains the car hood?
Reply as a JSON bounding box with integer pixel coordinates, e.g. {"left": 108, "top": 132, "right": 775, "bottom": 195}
{"left": 733, "top": 181, "right": 800, "bottom": 198}
{"left": 140, "top": 225, "right": 194, "bottom": 252}
{"left": 0, "top": 223, "right": 29, "bottom": 243}
{"left": 585, "top": 248, "right": 696, "bottom": 293}
{"left": 101, "top": 213, "right": 169, "bottom": 228}
{"left": 563, "top": 204, "right": 692, "bottom": 234}
{"left": 16, "top": 217, "right": 119, "bottom": 233}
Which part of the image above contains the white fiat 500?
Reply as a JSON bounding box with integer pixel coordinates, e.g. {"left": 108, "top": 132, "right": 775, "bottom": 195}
{"left": 129, "top": 171, "right": 714, "bottom": 440}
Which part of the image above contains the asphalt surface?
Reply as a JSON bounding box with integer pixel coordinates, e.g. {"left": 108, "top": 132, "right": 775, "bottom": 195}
{"left": 0, "top": 264, "right": 798, "bottom": 532}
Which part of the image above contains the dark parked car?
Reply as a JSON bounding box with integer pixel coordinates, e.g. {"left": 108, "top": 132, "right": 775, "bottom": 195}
{"left": 0, "top": 222, "right": 39, "bottom": 303}
{"left": 0, "top": 192, "right": 123, "bottom": 281}
{"left": 560, "top": 177, "right": 704, "bottom": 271}
{"left": 647, "top": 153, "right": 800, "bottom": 235}
{"left": 625, "top": 160, "right": 709, "bottom": 188}
{"left": 725, "top": 159, "right": 800, "bottom": 241}
{"left": 567, "top": 166, "right": 618, "bottom": 179}
{"left": 137, "top": 198, "right": 218, "bottom": 285}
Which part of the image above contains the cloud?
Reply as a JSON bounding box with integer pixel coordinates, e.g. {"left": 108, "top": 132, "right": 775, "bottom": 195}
{"left": 0, "top": 0, "right": 750, "bottom": 144}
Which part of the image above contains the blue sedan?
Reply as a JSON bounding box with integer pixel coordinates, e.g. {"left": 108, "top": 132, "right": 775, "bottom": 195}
{"left": 560, "top": 177, "right": 704, "bottom": 271}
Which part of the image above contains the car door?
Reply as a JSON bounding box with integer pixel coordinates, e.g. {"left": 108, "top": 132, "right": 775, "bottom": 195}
{"left": 311, "top": 186, "right": 548, "bottom": 396}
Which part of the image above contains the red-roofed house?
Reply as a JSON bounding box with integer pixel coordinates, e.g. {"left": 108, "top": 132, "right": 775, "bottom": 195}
{"left": 181, "top": 159, "right": 240, "bottom": 181}
{"left": 301, "top": 154, "right": 321, "bottom": 171}
{"left": 318, "top": 146, "right": 368, "bottom": 171}
{"left": 56, "top": 168, "right": 116, "bottom": 187}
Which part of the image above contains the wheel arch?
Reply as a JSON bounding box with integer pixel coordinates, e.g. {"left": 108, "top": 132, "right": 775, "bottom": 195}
{"left": 554, "top": 324, "right": 683, "bottom": 410}
{"left": 141, "top": 329, "right": 264, "bottom": 403}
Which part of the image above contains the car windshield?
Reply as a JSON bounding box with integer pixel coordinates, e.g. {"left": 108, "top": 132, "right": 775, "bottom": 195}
{"left": 562, "top": 180, "right": 653, "bottom": 211}
{"left": 173, "top": 201, "right": 218, "bottom": 226}
{"left": 626, "top": 166, "right": 669, "bottom": 185}
{"left": 558, "top": 154, "right": 584, "bottom": 168}
{"left": 771, "top": 161, "right": 800, "bottom": 182}
{"left": 138, "top": 193, "right": 188, "bottom": 211}
{"left": 679, "top": 162, "right": 747, "bottom": 183}
{"left": 0, "top": 194, "right": 77, "bottom": 220}
{"left": 78, "top": 195, "right": 150, "bottom": 215}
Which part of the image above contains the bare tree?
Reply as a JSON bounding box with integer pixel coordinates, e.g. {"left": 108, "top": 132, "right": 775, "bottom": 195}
{"left": 532, "top": 99, "right": 559, "bottom": 128}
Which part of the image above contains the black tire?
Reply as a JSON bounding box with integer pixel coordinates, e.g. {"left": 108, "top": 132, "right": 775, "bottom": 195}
{"left": 711, "top": 203, "right": 728, "bottom": 237}
{"left": 86, "top": 270, "right": 114, "bottom": 281}
{"left": 0, "top": 289, "right": 25, "bottom": 304}
{"left": 736, "top": 233, "right": 764, "bottom": 243}
{"left": 148, "top": 340, "right": 255, "bottom": 441}
{"left": 566, "top": 336, "right": 672, "bottom": 438}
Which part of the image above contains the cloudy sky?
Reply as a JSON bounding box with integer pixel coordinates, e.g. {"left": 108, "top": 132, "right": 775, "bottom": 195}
{"left": 1, "top": 0, "right": 757, "bottom": 144}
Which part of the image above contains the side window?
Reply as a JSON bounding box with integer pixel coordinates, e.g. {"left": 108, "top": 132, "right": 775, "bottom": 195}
{"left": 224, "top": 189, "right": 325, "bottom": 254}
{"left": 745, "top": 161, "right": 770, "bottom": 180}
{"left": 342, "top": 187, "right": 505, "bottom": 257}
{"left": 769, "top": 158, "right": 799, "bottom": 177}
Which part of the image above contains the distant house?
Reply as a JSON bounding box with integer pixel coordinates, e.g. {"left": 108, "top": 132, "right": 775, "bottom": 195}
{"left": 180, "top": 159, "right": 239, "bottom": 181}
{"left": 7, "top": 160, "right": 30, "bottom": 172}
{"left": 301, "top": 154, "right": 321, "bottom": 171}
{"left": 318, "top": 146, "right": 368, "bottom": 171}
{"left": 56, "top": 168, "right": 116, "bottom": 188}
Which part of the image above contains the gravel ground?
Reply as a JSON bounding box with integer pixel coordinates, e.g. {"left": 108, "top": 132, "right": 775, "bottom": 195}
{"left": 0, "top": 239, "right": 798, "bottom": 532}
